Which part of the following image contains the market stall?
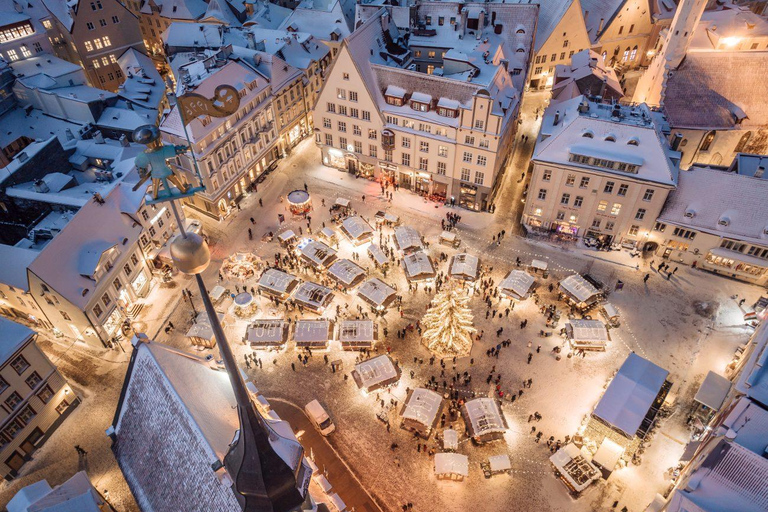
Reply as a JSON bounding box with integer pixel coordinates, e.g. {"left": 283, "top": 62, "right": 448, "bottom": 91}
{"left": 530, "top": 259, "right": 548, "bottom": 274}
{"left": 498, "top": 270, "right": 535, "bottom": 300}
{"left": 559, "top": 274, "right": 602, "bottom": 311}
{"left": 488, "top": 454, "right": 512, "bottom": 475}
{"left": 592, "top": 438, "right": 624, "bottom": 479}
{"left": 318, "top": 227, "right": 338, "bottom": 246}
{"left": 340, "top": 216, "right": 375, "bottom": 246}
{"left": 232, "top": 292, "right": 258, "bottom": 319}
{"left": 328, "top": 259, "right": 367, "bottom": 290}
{"left": 367, "top": 244, "right": 389, "bottom": 268}
{"left": 403, "top": 251, "right": 436, "bottom": 282}
{"left": 244, "top": 319, "right": 289, "bottom": 349}
{"left": 690, "top": 371, "right": 730, "bottom": 425}
{"left": 439, "top": 231, "right": 460, "bottom": 248}
{"left": 338, "top": 319, "right": 378, "bottom": 349}
{"left": 278, "top": 230, "right": 298, "bottom": 247}
{"left": 461, "top": 397, "right": 508, "bottom": 443}
{"left": 293, "top": 281, "right": 334, "bottom": 313}
{"left": 298, "top": 238, "right": 338, "bottom": 270}
{"left": 209, "top": 285, "right": 228, "bottom": 304}
{"left": 434, "top": 453, "right": 469, "bottom": 481}
{"left": 401, "top": 387, "right": 443, "bottom": 438}
{"left": 258, "top": 269, "right": 299, "bottom": 301}
{"left": 221, "top": 252, "right": 260, "bottom": 281}
{"left": 601, "top": 302, "right": 621, "bottom": 327}
{"left": 351, "top": 354, "right": 400, "bottom": 392}
{"left": 394, "top": 226, "right": 424, "bottom": 254}
{"left": 286, "top": 189, "right": 312, "bottom": 216}
{"left": 374, "top": 210, "right": 399, "bottom": 227}
{"left": 565, "top": 319, "right": 610, "bottom": 351}
{"left": 357, "top": 278, "right": 397, "bottom": 311}
{"left": 186, "top": 311, "right": 227, "bottom": 349}
{"left": 549, "top": 444, "right": 600, "bottom": 495}
{"left": 331, "top": 197, "right": 351, "bottom": 214}
{"left": 293, "top": 319, "right": 333, "bottom": 349}
{"left": 442, "top": 429, "right": 459, "bottom": 451}
{"left": 449, "top": 253, "right": 479, "bottom": 281}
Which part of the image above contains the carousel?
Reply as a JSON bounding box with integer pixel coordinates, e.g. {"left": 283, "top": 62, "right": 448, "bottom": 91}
{"left": 287, "top": 190, "right": 312, "bottom": 216}
{"left": 232, "top": 292, "right": 258, "bottom": 319}
{"left": 221, "top": 252, "right": 261, "bottom": 281}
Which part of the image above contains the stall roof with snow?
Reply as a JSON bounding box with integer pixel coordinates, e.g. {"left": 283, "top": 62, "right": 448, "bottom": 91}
{"left": 549, "top": 444, "right": 600, "bottom": 494}
{"left": 258, "top": 269, "right": 299, "bottom": 298}
{"left": 298, "top": 239, "right": 338, "bottom": 269}
{"left": 292, "top": 282, "right": 334, "bottom": 313}
{"left": 559, "top": 274, "right": 601, "bottom": 306}
{"left": 394, "top": 226, "right": 423, "bottom": 254}
{"left": 244, "top": 320, "right": 289, "bottom": 348}
{"left": 498, "top": 270, "right": 535, "bottom": 299}
{"left": 338, "top": 319, "right": 377, "bottom": 348}
{"left": 449, "top": 253, "right": 479, "bottom": 281}
{"left": 443, "top": 429, "right": 459, "bottom": 451}
{"left": 403, "top": 251, "right": 435, "bottom": 281}
{"left": 434, "top": 453, "right": 469, "bottom": 479}
{"left": 402, "top": 388, "right": 443, "bottom": 436}
{"left": 566, "top": 319, "right": 610, "bottom": 351}
{"left": 186, "top": 311, "right": 226, "bottom": 347}
{"left": 327, "top": 259, "right": 366, "bottom": 289}
{"left": 592, "top": 353, "right": 670, "bottom": 438}
{"left": 319, "top": 227, "right": 337, "bottom": 242}
{"left": 293, "top": 319, "right": 333, "bottom": 347}
{"left": 461, "top": 398, "right": 508, "bottom": 442}
{"left": 357, "top": 278, "right": 397, "bottom": 310}
{"left": 352, "top": 354, "right": 400, "bottom": 392}
{"left": 340, "top": 216, "right": 374, "bottom": 245}
{"left": 278, "top": 230, "right": 297, "bottom": 243}
{"left": 488, "top": 454, "right": 511, "bottom": 473}
{"left": 367, "top": 244, "right": 388, "bottom": 266}
{"left": 693, "top": 371, "right": 731, "bottom": 412}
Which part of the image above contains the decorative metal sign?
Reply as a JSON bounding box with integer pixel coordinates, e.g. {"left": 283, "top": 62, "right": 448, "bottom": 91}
{"left": 177, "top": 84, "right": 240, "bottom": 119}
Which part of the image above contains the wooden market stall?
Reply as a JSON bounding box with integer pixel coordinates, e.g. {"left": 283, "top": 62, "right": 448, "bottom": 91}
{"left": 257, "top": 268, "right": 299, "bottom": 301}
{"left": 340, "top": 216, "right": 375, "bottom": 246}
{"left": 298, "top": 238, "right": 338, "bottom": 270}
{"left": 449, "top": 253, "right": 480, "bottom": 281}
{"left": 401, "top": 387, "right": 443, "bottom": 438}
{"left": 293, "top": 319, "right": 334, "bottom": 349}
{"left": 327, "top": 259, "right": 367, "bottom": 290}
{"left": 498, "top": 270, "right": 535, "bottom": 300}
{"left": 351, "top": 354, "right": 400, "bottom": 392}
{"left": 243, "top": 319, "right": 289, "bottom": 349}
{"left": 402, "top": 251, "right": 436, "bottom": 282}
{"left": 357, "top": 278, "right": 397, "bottom": 312}
{"left": 393, "top": 226, "right": 424, "bottom": 254}
{"left": 565, "top": 319, "right": 610, "bottom": 351}
{"left": 461, "top": 397, "right": 508, "bottom": 443}
{"left": 292, "top": 281, "right": 334, "bottom": 313}
{"left": 337, "top": 319, "right": 378, "bottom": 349}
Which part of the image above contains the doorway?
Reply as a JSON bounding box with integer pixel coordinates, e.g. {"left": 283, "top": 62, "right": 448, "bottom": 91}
{"left": 347, "top": 158, "right": 358, "bottom": 174}
{"left": 20, "top": 428, "right": 43, "bottom": 454}
{"left": 5, "top": 451, "right": 25, "bottom": 474}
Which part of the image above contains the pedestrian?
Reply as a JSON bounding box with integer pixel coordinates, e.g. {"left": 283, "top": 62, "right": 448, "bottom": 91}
{"left": 643, "top": 273, "right": 650, "bottom": 283}
{"left": 362, "top": 195, "right": 366, "bottom": 202}
{"left": 673, "top": 266, "right": 678, "bottom": 274}
{"left": 303, "top": 182, "right": 308, "bottom": 192}
{"left": 250, "top": 217, "right": 255, "bottom": 224}
{"left": 536, "top": 345, "right": 541, "bottom": 353}
{"left": 259, "top": 198, "right": 263, "bottom": 207}
{"left": 75, "top": 445, "right": 87, "bottom": 456}
{"left": 291, "top": 363, "right": 296, "bottom": 371}
{"left": 527, "top": 352, "right": 533, "bottom": 364}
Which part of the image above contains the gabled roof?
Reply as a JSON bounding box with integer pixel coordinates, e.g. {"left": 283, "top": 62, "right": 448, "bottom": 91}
{"left": 0, "top": 244, "right": 39, "bottom": 291}
{"left": 581, "top": 0, "right": 627, "bottom": 42}
{"left": 0, "top": 318, "right": 34, "bottom": 364}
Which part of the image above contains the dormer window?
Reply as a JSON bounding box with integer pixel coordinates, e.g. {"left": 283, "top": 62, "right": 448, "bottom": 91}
{"left": 437, "top": 98, "right": 459, "bottom": 118}
{"left": 582, "top": 131, "right": 594, "bottom": 138}
{"left": 384, "top": 85, "right": 406, "bottom": 106}
{"left": 409, "top": 92, "right": 432, "bottom": 113}
{"left": 627, "top": 138, "right": 639, "bottom": 146}
{"left": 605, "top": 135, "right": 616, "bottom": 142}
{"left": 411, "top": 100, "right": 429, "bottom": 112}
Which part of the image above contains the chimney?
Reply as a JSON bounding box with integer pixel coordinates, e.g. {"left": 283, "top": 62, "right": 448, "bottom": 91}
{"left": 599, "top": 76, "right": 607, "bottom": 99}
{"left": 93, "top": 131, "right": 105, "bottom": 144}
{"left": 119, "top": 134, "right": 130, "bottom": 147}
{"left": 34, "top": 179, "right": 50, "bottom": 193}
{"left": 460, "top": 8, "right": 469, "bottom": 37}
{"left": 65, "top": 128, "right": 75, "bottom": 141}
{"left": 670, "top": 132, "right": 684, "bottom": 151}
{"left": 381, "top": 11, "right": 389, "bottom": 32}
{"left": 598, "top": 18, "right": 604, "bottom": 34}
{"left": 476, "top": 10, "right": 485, "bottom": 39}
{"left": 553, "top": 110, "right": 560, "bottom": 126}
{"left": 246, "top": 31, "right": 256, "bottom": 50}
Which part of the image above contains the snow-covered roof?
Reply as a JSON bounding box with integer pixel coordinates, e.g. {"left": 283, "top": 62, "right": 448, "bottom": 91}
{"left": 694, "top": 371, "right": 731, "bottom": 411}
{"left": 394, "top": 226, "right": 423, "bottom": 253}
{"left": 11, "top": 471, "right": 104, "bottom": 512}
{"left": 0, "top": 318, "right": 34, "bottom": 365}
{"left": 449, "top": 253, "right": 479, "bottom": 281}
{"left": 462, "top": 397, "right": 507, "bottom": 438}
{"left": 566, "top": 319, "right": 609, "bottom": 342}
{"left": 657, "top": 167, "right": 768, "bottom": 245}
{"left": 338, "top": 319, "right": 377, "bottom": 343}
{"left": 403, "top": 388, "right": 442, "bottom": 427}
{"left": 0, "top": 244, "right": 38, "bottom": 291}
{"left": 258, "top": 268, "right": 299, "bottom": 295}
{"left": 535, "top": 96, "right": 679, "bottom": 187}
{"left": 340, "top": 216, "right": 374, "bottom": 242}
{"left": 298, "top": 238, "right": 338, "bottom": 268}
{"left": 366, "top": 244, "right": 388, "bottom": 266}
{"left": 410, "top": 92, "right": 432, "bottom": 104}
{"left": 293, "top": 319, "right": 332, "bottom": 342}
{"left": 549, "top": 444, "right": 599, "bottom": 493}
{"left": 352, "top": 354, "right": 399, "bottom": 390}
{"left": 357, "top": 278, "right": 396, "bottom": 309}
{"left": 293, "top": 282, "right": 334, "bottom": 311}
{"left": 719, "top": 396, "right": 768, "bottom": 456}
{"left": 385, "top": 85, "right": 406, "bottom": 99}
{"left": 593, "top": 353, "right": 669, "bottom": 437}
{"left": 185, "top": 311, "right": 226, "bottom": 342}
{"left": 434, "top": 452, "right": 468, "bottom": 477}
{"left": 7, "top": 480, "right": 53, "bottom": 512}
{"left": 278, "top": 230, "right": 297, "bottom": 242}
{"left": 488, "top": 454, "right": 511, "bottom": 472}
{"left": 552, "top": 50, "right": 623, "bottom": 103}
{"left": 403, "top": 251, "right": 435, "bottom": 281}
{"left": 735, "top": 321, "right": 768, "bottom": 408}
{"left": 327, "top": 259, "right": 366, "bottom": 287}
{"left": 245, "top": 320, "right": 289, "bottom": 345}
{"left": 498, "top": 270, "right": 534, "bottom": 299}
{"left": 278, "top": 0, "right": 353, "bottom": 43}
{"left": 559, "top": 274, "right": 600, "bottom": 303}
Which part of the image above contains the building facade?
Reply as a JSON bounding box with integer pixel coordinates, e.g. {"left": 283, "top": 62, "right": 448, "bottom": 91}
{"left": 0, "top": 319, "right": 77, "bottom": 480}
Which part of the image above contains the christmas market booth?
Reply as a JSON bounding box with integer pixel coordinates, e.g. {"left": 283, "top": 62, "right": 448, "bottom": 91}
{"left": 351, "top": 354, "right": 400, "bottom": 393}
{"left": 565, "top": 319, "right": 610, "bottom": 351}
{"left": 232, "top": 292, "right": 258, "bottom": 319}
{"left": 292, "top": 281, "right": 334, "bottom": 313}
{"left": 318, "top": 227, "right": 338, "bottom": 246}
{"left": 401, "top": 387, "right": 443, "bottom": 438}
{"left": 186, "top": 311, "right": 227, "bottom": 349}
{"left": 286, "top": 189, "right": 312, "bottom": 216}
{"left": 461, "top": 397, "right": 508, "bottom": 444}
{"left": 328, "top": 259, "right": 367, "bottom": 290}
{"left": 374, "top": 210, "right": 399, "bottom": 227}
{"left": 221, "top": 252, "right": 261, "bottom": 281}
{"left": 394, "top": 226, "right": 424, "bottom": 255}
{"left": 442, "top": 429, "right": 459, "bottom": 451}
{"left": 449, "top": 253, "right": 480, "bottom": 282}
{"left": 366, "top": 244, "right": 389, "bottom": 269}
{"left": 549, "top": 444, "right": 600, "bottom": 495}
{"left": 338, "top": 319, "right": 378, "bottom": 350}
{"left": 439, "top": 230, "right": 461, "bottom": 248}
{"left": 357, "top": 278, "right": 397, "bottom": 312}
{"left": 434, "top": 453, "right": 469, "bottom": 481}
{"left": 293, "top": 319, "right": 334, "bottom": 349}
{"left": 243, "top": 319, "right": 289, "bottom": 349}
{"left": 690, "top": 371, "right": 730, "bottom": 426}
{"left": 559, "top": 274, "right": 602, "bottom": 311}
{"left": 403, "top": 251, "right": 436, "bottom": 282}
{"left": 278, "top": 229, "right": 298, "bottom": 247}
{"left": 298, "top": 238, "right": 338, "bottom": 270}
{"left": 498, "top": 270, "right": 535, "bottom": 300}
{"left": 340, "top": 216, "right": 375, "bottom": 246}
{"left": 258, "top": 269, "right": 299, "bottom": 301}
{"left": 487, "top": 454, "right": 512, "bottom": 476}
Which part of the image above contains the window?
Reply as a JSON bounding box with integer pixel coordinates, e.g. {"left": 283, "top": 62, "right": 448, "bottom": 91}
{"left": 474, "top": 120, "right": 484, "bottom": 130}
{"left": 353, "top": 125, "right": 361, "bottom": 136}
{"left": 336, "top": 88, "right": 346, "bottom": 100}
{"left": 534, "top": 67, "right": 543, "bottom": 75}
{"left": 720, "top": 240, "right": 747, "bottom": 253}
{"left": 342, "top": 73, "right": 349, "bottom": 80}
{"left": 43, "top": 19, "right": 52, "bottom": 29}
{"left": 643, "top": 189, "right": 654, "bottom": 201}
{"left": 369, "top": 145, "right": 377, "bottom": 158}
{"left": 747, "top": 246, "right": 768, "bottom": 259}
{"left": 605, "top": 221, "right": 615, "bottom": 231}
{"left": 419, "top": 158, "right": 428, "bottom": 171}
{"left": 477, "top": 155, "right": 487, "bottom": 166}
{"left": 93, "top": 304, "right": 103, "bottom": 317}
{"left": 384, "top": 149, "right": 393, "bottom": 162}
{"left": 574, "top": 196, "right": 583, "bottom": 208}
{"left": 465, "top": 135, "right": 475, "bottom": 145}
{"left": 99, "top": 18, "right": 107, "bottom": 27}
{"left": 102, "top": 56, "right": 109, "bottom": 66}
{"left": 325, "top": 133, "right": 333, "bottom": 146}
{"left": 368, "top": 129, "right": 377, "bottom": 140}
{"left": 34, "top": 42, "right": 43, "bottom": 53}
{"left": 338, "top": 106, "right": 347, "bottom": 116}
{"left": 630, "top": 46, "right": 637, "bottom": 61}
{"left": 654, "top": 222, "right": 666, "bottom": 232}
{"left": 735, "top": 132, "right": 752, "bottom": 153}
{"left": 635, "top": 208, "right": 646, "bottom": 220}
{"left": 339, "top": 137, "right": 347, "bottom": 149}
{"left": 38, "top": 385, "right": 54, "bottom": 404}
{"left": 438, "top": 145, "right": 448, "bottom": 157}
{"left": 5, "top": 392, "right": 23, "bottom": 410}
{"left": 537, "top": 189, "right": 547, "bottom": 200}
{"left": 327, "top": 102, "right": 335, "bottom": 113}
{"left": 56, "top": 399, "right": 69, "bottom": 414}
{"left": 60, "top": 311, "right": 71, "bottom": 321}
{"left": 362, "top": 111, "right": 371, "bottom": 121}
{"left": 338, "top": 121, "right": 346, "bottom": 132}
{"left": 542, "top": 170, "right": 552, "bottom": 181}
{"left": 84, "top": 40, "right": 94, "bottom": 51}
{"left": 323, "top": 118, "right": 331, "bottom": 129}
{"left": 563, "top": 40, "right": 569, "bottom": 48}
{"left": 349, "top": 91, "right": 358, "bottom": 102}
{"left": 354, "top": 141, "right": 362, "bottom": 153}
{"left": 551, "top": 54, "right": 556, "bottom": 62}
{"left": 474, "top": 171, "right": 484, "bottom": 185}
{"left": 402, "top": 138, "right": 411, "bottom": 149}
{"left": 90, "top": 1, "right": 103, "bottom": 10}
{"left": 622, "top": 48, "right": 630, "bottom": 61}
{"left": 591, "top": 219, "right": 601, "bottom": 229}
{"left": 579, "top": 177, "right": 589, "bottom": 188}
{"left": 611, "top": 203, "right": 622, "bottom": 216}
{"left": 560, "top": 52, "right": 566, "bottom": 60}
{"left": 561, "top": 193, "right": 570, "bottom": 205}
{"left": 463, "top": 152, "right": 472, "bottom": 163}
{"left": 350, "top": 108, "right": 359, "bottom": 119}
{"left": 629, "top": 225, "right": 639, "bottom": 236}
{"left": 479, "top": 140, "right": 489, "bottom": 149}
{"left": 597, "top": 200, "right": 608, "bottom": 212}
{"left": 103, "top": 36, "right": 111, "bottom": 47}
{"left": 401, "top": 153, "right": 410, "bottom": 166}
{"left": 0, "top": 376, "right": 7, "bottom": 393}
{"left": 87, "top": 21, "right": 95, "bottom": 30}
{"left": 672, "top": 227, "right": 696, "bottom": 240}
{"left": 618, "top": 184, "right": 628, "bottom": 196}
{"left": 437, "top": 161, "right": 446, "bottom": 175}
{"left": 566, "top": 174, "right": 575, "bottom": 186}
{"left": 11, "top": 355, "right": 29, "bottom": 375}
{"left": 93, "top": 59, "right": 100, "bottom": 69}
{"left": 604, "top": 181, "right": 615, "bottom": 193}
{"left": 112, "top": 15, "right": 119, "bottom": 23}
{"left": 3, "top": 419, "right": 23, "bottom": 440}
{"left": 700, "top": 131, "right": 715, "bottom": 152}
{"left": 420, "top": 141, "right": 429, "bottom": 153}
{"left": 460, "top": 169, "right": 471, "bottom": 182}
{"left": 18, "top": 405, "right": 36, "bottom": 425}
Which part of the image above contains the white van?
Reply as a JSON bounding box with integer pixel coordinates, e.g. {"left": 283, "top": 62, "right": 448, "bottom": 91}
{"left": 304, "top": 400, "right": 335, "bottom": 436}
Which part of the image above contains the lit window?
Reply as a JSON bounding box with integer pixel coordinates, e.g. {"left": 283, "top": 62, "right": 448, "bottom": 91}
{"left": 7, "top": 49, "right": 18, "bottom": 61}
{"left": 611, "top": 203, "right": 622, "bottom": 216}
{"left": 102, "top": 36, "right": 111, "bottom": 47}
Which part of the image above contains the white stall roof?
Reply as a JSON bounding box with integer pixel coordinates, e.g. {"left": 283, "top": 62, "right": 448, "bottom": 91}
{"left": 443, "top": 429, "right": 459, "bottom": 450}
{"left": 186, "top": 311, "right": 225, "bottom": 341}
{"left": 593, "top": 353, "right": 669, "bottom": 436}
{"left": 463, "top": 398, "right": 507, "bottom": 437}
{"left": 489, "top": 454, "right": 511, "bottom": 472}
{"left": 357, "top": 278, "right": 396, "bottom": 308}
{"left": 434, "top": 453, "right": 468, "bottom": 477}
{"left": 403, "top": 251, "right": 435, "bottom": 280}
{"left": 567, "top": 319, "right": 610, "bottom": 343}
{"left": 353, "top": 355, "right": 399, "bottom": 390}
{"left": 210, "top": 285, "right": 227, "bottom": 302}
{"left": 498, "top": 270, "right": 535, "bottom": 299}
{"left": 278, "top": 229, "right": 296, "bottom": 242}
{"left": 328, "top": 492, "right": 346, "bottom": 512}
{"left": 293, "top": 281, "right": 333, "bottom": 309}
{"left": 340, "top": 216, "right": 374, "bottom": 241}
{"left": 334, "top": 197, "right": 351, "bottom": 207}
{"left": 593, "top": 438, "right": 623, "bottom": 472}
{"left": 245, "top": 320, "right": 288, "bottom": 344}
{"left": 315, "top": 474, "right": 332, "bottom": 493}
{"left": 367, "top": 244, "right": 388, "bottom": 266}
{"left": 394, "top": 226, "right": 423, "bottom": 252}
{"left": 403, "top": 388, "right": 442, "bottom": 427}
{"left": 328, "top": 259, "right": 366, "bottom": 287}
{"left": 338, "top": 320, "right": 376, "bottom": 343}
{"left": 440, "top": 230, "right": 456, "bottom": 242}
{"left": 298, "top": 238, "right": 337, "bottom": 268}
{"left": 320, "top": 227, "right": 336, "bottom": 239}
{"left": 531, "top": 259, "right": 548, "bottom": 271}
{"left": 258, "top": 269, "right": 298, "bottom": 294}
{"left": 694, "top": 371, "right": 731, "bottom": 411}
{"left": 294, "top": 319, "right": 332, "bottom": 342}
{"left": 603, "top": 302, "right": 620, "bottom": 319}
{"left": 449, "top": 253, "right": 479, "bottom": 280}
{"left": 559, "top": 274, "right": 600, "bottom": 303}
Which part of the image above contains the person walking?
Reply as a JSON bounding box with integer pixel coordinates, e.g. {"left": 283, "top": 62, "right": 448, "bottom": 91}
{"left": 75, "top": 445, "right": 87, "bottom": 456}
{"left": 527, "top": 352, "right": 533, "bottom": 364}
{"left": 643, "top": 273, "right": 650, "bottom": 283}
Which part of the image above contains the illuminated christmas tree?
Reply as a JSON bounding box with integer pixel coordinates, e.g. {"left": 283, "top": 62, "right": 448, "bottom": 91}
{"left": 421, "top": 282, "right": 476, "bottom": 358}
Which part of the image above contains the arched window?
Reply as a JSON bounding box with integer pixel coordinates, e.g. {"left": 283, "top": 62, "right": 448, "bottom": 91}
{"left": 734, "top": 131, "right": 752, "bottom": 153}
{"left": 516, "top": 29, "right": 525, "bottom": 34}
{"left": 630, "top": 45, "right": 638, "bottom": 61}
{"left": 605, "top": 135, "right": 616, "bottom": 142}
{"left": 622, "top": 47, "right": 630, "bottom": 61}
{"left": 582, "top": 131, "right": 594, "bottom": 138}
{"left": 627, "top": 138, "right": 639, "bottom": 146}
{"left": 700, "top": 131, "right": 716, "bottom": 152}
